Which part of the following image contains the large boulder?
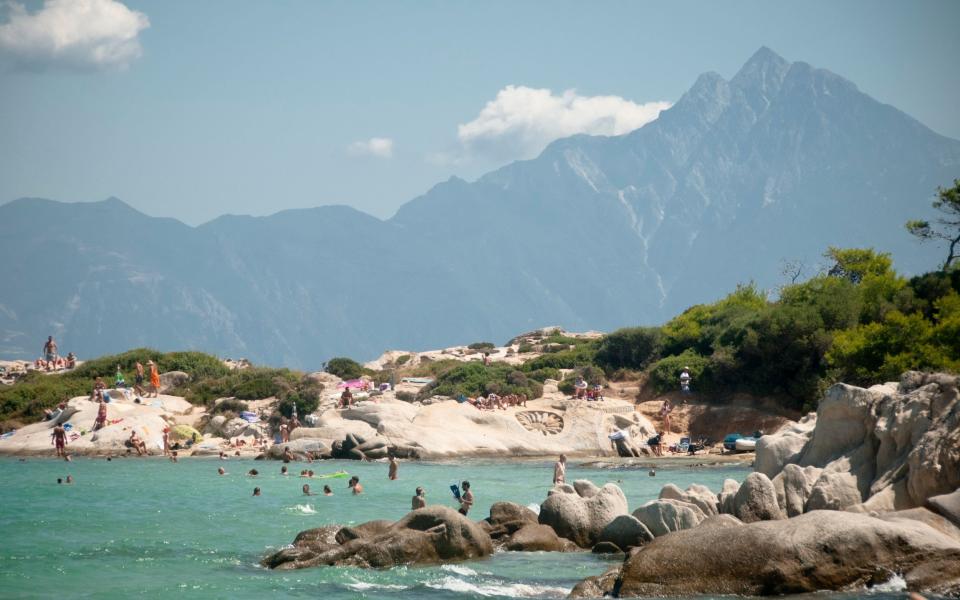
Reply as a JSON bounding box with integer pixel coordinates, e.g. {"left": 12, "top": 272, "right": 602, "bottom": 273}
{"left": 717, "top": 479, "right": 740, "bottom": 515}
{"left": 158, "top": 371, "right": 190, "bottom": 392}
{"left": 221, "top": 417, "right": 253, "bottom": 439}
{"left": 503, "top": 524, "right": 578, "bottom": 552}
{"left": 771, "top": 464, "right": 821, "bottom": 517}
{"left": 632, "top": 499, "right": 706, "bottom": 537}
{"left": 483, "top": 502, "right": 538, "bottom": 541}
{"left": 538, "top": 480, "right": 628, "bottom": 548}
{"left": 928, "top": 488, "right": 960, "bottom": 529}
{"left": 878, "top": 507, "right": 960, "bottom": 543}
{"left": 659, "top": 483, "right": 718, "bottom": 516}
{"left": 732, "top": 472, "right": 784, "bottom": 523}
{"left": 570, "top": 510, "right": 960, "bottom": 597}
{"left": 805, "top": 471, "right": 863, "bottom": 511}
{"left": 754, "top": 415, "right": 816, "bottom": 478}
{"left": 596, "top": 514, "right": 654, "bottom": 551}
{"left": 263, "top": 506, "right": 493, "bottom": 569}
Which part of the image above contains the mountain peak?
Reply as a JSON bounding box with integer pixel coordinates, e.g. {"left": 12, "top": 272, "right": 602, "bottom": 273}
{"left": 732, "top": 46, "right": 790, "bottom": 91}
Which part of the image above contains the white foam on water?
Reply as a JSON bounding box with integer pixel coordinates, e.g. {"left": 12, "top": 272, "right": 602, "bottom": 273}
{"left": 289, "top": 504, "right": 315, "bottom": 514}
{"left": 526, "top": 503, "right": 541, "bottom": 515}
{"left": 871, "top": 572, "right": 907, "bottom": 593}
{"left": 441, "top": 564, "right": 478, "bottom": 576}
{"left": 345, "top": 580, "right": 409, "bottom": 592}
{"left": 426, "top": 575, "right": 569, "bottom": 598}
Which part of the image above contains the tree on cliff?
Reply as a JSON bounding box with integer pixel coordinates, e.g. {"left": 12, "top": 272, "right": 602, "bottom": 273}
{"left": 906, "top": 179, "right": 960, "bottom": 271}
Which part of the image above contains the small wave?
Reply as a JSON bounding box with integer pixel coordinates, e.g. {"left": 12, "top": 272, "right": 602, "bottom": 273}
{"left": 288, "top": 504, "right": 315, "bottom": 514}
{"left": 346, "top": 580, "right": 409, "bottom": 591}
{"left": 426, "top": 575, "right": 568, "bottom": 598}
{"left": 441, "top": 563, "right": 477, "bottom": 576}
{"left": 871, "top": 572, "right": 907, "bottom": 592}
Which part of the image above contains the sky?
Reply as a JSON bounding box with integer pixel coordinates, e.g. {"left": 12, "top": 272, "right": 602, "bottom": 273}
{"left": 1, "top": 0, "right": 958, "bottom": 225}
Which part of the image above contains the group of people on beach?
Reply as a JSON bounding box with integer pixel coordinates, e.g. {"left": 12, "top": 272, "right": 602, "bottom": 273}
{"left": 460, "top": 392, "right": 528, "bottom": 410}
{"left": 36, "top": 336, "right": 76, "bottom": 371}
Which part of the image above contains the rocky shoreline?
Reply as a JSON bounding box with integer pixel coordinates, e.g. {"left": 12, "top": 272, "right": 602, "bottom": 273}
{"left": 263, "top": 371, "right": 960, "bottom": 597}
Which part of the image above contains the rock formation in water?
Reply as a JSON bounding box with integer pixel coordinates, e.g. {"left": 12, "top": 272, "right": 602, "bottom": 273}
{"left": 569, "top": 510, "right": 960, "bottom": 597}
{"left": 263, "top": 506, "right": 493, "bottom": 569}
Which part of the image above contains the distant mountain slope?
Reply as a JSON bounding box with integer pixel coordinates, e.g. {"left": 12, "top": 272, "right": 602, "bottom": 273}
{"left": 2, "top": 48, "right": 958, "bottom": 367}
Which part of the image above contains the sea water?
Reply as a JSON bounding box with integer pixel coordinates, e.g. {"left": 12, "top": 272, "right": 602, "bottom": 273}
{"left": 0, "top": 458, "right": 930, "bottom": 599}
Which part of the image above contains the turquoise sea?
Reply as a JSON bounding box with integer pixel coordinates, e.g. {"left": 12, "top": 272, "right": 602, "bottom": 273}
{"left": 0, "top": 458, "right": 925, "bottom": 599}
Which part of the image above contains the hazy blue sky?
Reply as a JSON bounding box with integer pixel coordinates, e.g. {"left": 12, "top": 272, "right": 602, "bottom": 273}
{"left": 1, "top": 0, "right": 958, "bottom": 224}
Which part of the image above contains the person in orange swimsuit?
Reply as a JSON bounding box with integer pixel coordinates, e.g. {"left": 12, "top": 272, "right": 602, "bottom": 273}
{"left": 148, "top": 360, "right": 161, "bottom": 397}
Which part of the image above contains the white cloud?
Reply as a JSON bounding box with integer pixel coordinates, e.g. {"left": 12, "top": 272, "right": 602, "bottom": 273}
{"left": 347, "top": 137, "right": 394, "bottom": 159}
{"left": 457, "top": 85, "right": 671, "bottom": 161}
{"left": 0, "top": 0, "right": 149, "bottom": 71}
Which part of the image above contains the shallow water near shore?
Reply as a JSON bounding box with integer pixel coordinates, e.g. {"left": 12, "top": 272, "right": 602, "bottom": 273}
{"left": 0, "top": 457, "right": 932, "bottom": 599}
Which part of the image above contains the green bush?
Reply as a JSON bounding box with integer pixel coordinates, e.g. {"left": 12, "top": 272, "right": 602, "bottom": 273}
{"left": 523, "top": 367, "right": 561, "bottom": 382}
{"left": 467, "top": 342, "right": 495, "bottom": 351}
{"left": 420, "top": 362, "right": 542, "bottom": 401}
{"left": 595, "top": 327, "right": 662, "bottom": 371}
{"left": 522, "top": 341, "right": 598, "bottom": 370}
{"left": 395, "top": 354, "right": 411, "bottom": 366}
{"left": 212, "top": 398, "right": 249, "bottom": 415}
{"left": 649, "top": 350, "right": 710, "bottom": 393}
{"left": 517, "top": 343, "right": 534, "bottom": 353}
{"left": 395, "top": 391, "right": 416, "bottom": 402}
{"left": 325, "top": 357, "right": 368, "bottom": 380}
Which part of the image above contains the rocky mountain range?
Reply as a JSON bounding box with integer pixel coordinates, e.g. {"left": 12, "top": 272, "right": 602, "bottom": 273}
{"left": 2, "top": 47, "right": 958, "bottom": 368}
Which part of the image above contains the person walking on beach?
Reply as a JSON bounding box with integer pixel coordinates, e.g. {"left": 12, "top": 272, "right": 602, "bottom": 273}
{"left": 134, "top": 361, "right": 146, "bottom": 397}
{"left": 553, "top": 454, "right": 567, "bottom": 485}
{"left": 412, "top": 487, "right": 426, "bottom": 509}
{"left": 148, "top": 361, "right": 160, "bottom": 397}
{"left": 42, "top": 336, "right": 58, "bottom": 370}
{"left": 51, "top": 424, "right": 68, "bottom": 457}
{"left": 161, "top": 427, "right": 170, "bottom": 456}
{"left": 457, "top": 481, "right": 474, "bottom": 515}
{"left": 388, "top": 455, "right": 398, "bottom": 480}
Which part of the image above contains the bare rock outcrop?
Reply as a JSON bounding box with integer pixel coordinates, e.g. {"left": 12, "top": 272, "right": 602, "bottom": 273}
{"left": 569, "top": 510, "right": 960, "bottom": 597}
{"left": 658, "top": 482, "right": 718, "bottom": 516}
{"left": 755, "top": 372, "right": 960, "bottom": 513}
{"left": 264, "top": 506, "right": 493, "bottom": 569}
{"left": 538, "top": 480, "right": 628, "bottom": 548}
{"left": 595, "top": 514, "right": 654, "bottom": 551}
{"left": 632, "top": 499, "right": 706, "bottom": 537}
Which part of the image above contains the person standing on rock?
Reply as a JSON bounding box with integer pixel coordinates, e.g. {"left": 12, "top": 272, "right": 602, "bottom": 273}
{"left": 134, "top": 361, "right": 146, "bottom": 397}
{"left": 553, "top": 454, "right": 567, "bottom": 485}
{"left": 457, "top": 481, "right": 474, "bottom": 516}
{"left": 51, "top": 423, "right": 68, "bottom": 458}
{"left": 148, "top": 360, "right": 161, "bottom": 398}
{"left": 93, "top": 398, "right": 108, "bottom": 431}
{"left": 660, "top": 399, "right": 673, "bottom": 434}
{"left": 42, "top": 336, "right": 58, "bottom": 370}
{"left": 679, "top": 367, "right": 692, "bottom": 395}
{"left": 412, "top": 486, "right": 426, "bottom": 509}
{"left": 388, "top": 455, "right": 399, "bottom": 480}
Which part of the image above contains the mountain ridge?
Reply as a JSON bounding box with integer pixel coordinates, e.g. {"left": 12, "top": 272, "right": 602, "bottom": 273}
{"left": 2, "top": 47, "right": 958, "bottom": 368}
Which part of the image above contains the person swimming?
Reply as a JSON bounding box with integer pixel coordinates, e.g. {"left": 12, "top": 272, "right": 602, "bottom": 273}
{"left": 412, "top": 486, "right": 426, "bottom": 509}
{"left": 302, "top": 484, "right": 315, "bottom": 496}
{"left": 247, "top": 469, "right": 258, "bottom": 477}
{"left": 349, "top": 476, "right": 363, "bottom": 495}
{"left": 218, "top": 467, "right": 226, "bottom": 475}
{"left": 252, "top": 487, "right": 261, "bottom": 496}
{"left": 323, "top": 485, "right": 333, "bottom": 496}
